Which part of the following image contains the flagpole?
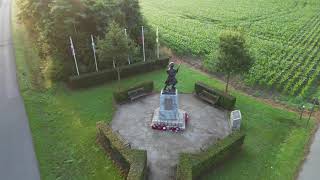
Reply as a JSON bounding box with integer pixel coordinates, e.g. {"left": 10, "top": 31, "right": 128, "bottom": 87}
{"left": 91, "top": 35, "right": 99, "bottom": 72}
{"left": 69, "top": 36, "right": 80, "bottom": 76}
{"left": 156, "top": 27, "right": 160, "bottom": 59}
{"left": 142, "top": 26, "right": 146, "bottom": 62}
{"left": 124, "top": 29, "right": 131, "bottom": 65}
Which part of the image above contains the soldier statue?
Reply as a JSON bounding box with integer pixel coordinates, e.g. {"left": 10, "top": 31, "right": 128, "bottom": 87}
{"left": 164, "top": 62, "right": 180, "bottom": 92}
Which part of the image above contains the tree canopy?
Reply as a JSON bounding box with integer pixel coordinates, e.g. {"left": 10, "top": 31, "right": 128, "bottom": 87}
{"left": 209, "top": 30, "right": 253, "bottom": 93}
{"left": 97, "top": 21, "right": 137, "bottom": 69}
{"left": 17, "top": 0, "right": 155, "bottom": 80}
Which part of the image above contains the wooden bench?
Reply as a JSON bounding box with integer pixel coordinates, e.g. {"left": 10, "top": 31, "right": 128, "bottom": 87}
{"left": 127, "top": 87, "right": 147, "bottom": 101}
{"left": 198, "top": 90, "right": 220, "bottom": 105}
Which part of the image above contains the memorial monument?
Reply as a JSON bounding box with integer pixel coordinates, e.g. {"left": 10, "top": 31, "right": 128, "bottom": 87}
{"left": 151, "top": 62, "right": 188, "bottom": 131}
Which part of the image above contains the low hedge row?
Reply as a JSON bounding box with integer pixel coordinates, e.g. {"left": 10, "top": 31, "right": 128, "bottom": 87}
{"left": 96, "top": 122, "right": 147, "bottom": 180}
{"left": 195, "top": 82, "right": 236, "bottom": 110}
{"left": 176, "top": 131, "right": 246, "bottom": 180}
{"left": 68, "top": 58, "right": 169, "bottom": 89}
{"left": 113, "top": 81, "right": 154, "bottom": 104}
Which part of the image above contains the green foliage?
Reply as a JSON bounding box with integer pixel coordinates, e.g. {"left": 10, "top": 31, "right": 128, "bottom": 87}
{"left": 17, "top": 0, "right": 155, "bottom": 81}
{"left": 211, "top": 30, "right": 252, "bottom": 92}
{"left": 191, "top": 131, "right": 246, "bottom": 179}
{"left": 14, "top": 9, "right": 315, "bottom": 178}
{"left": 97, "top": 122, "right": 147, "bottom": 180}
{"left": 68, "top": 58, "right": 169, "bottom": 89}
{"left": 176, "top": 131, "right": 246, "bottom": 180}
{"left": 215, "top": 30, "right": 251, "bottom": 74}
{"left": 176, "top": 154, "right": 193, "bottom": 180}
{"left": 141, "top": 0, "right": 320, "bottom": 97}
{"left": 195, "top": 82, "right": 236, "bottom": 110}
{"left": 113, "top": 81, "right": 154, "bottom": 103}
{"left": 97, "top": 22, "right": 138, "bottom": 69}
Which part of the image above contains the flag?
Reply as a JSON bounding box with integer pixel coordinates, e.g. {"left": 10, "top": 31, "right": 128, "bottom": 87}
{"left": 70, "top": 36, "right": 76, "bottom": 56}
{"left": 91, "top": 35, "right": 96, "bottom": 54}
{"left": 69, "top": 36, "right": 80, "bottom": 75}
{"left": 156, "top": 27, "right": 159, "bottom": 44}
{"left": 91, "top": 35, "right": 99, "bottom": 72}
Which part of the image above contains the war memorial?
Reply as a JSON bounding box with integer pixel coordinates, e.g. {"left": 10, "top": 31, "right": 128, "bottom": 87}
{"left": 96, "top": 62, "right": 244, "bottom": 180}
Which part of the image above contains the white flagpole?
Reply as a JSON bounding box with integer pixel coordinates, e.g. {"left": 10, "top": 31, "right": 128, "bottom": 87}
{"left": 142, "top": 26, "right": 146, "bottom": 62}
{"left": 156, "top": 27, "right": 160, "bottom": 59}
{"left": 69, "top": 36, "right": 80, "bottom": 76}
{"left": 91, "top": 35, "right": 99, "bottom": 72}
{"left": 124, "top": 29, "right": 131, "bottom": 65}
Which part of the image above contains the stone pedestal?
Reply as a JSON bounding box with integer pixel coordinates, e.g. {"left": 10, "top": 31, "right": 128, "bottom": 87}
{"left": 151, "top": 89, "right": 187, "bottom": 130}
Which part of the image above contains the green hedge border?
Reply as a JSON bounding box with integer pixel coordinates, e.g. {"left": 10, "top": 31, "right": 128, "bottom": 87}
{"left": 113, "top": 81, "right": 154, "bottom": 104}
{"left": 176, "top": 131, "right": 246, "bottom": 180}
{"left": 68, "top": 58, "right": 169, "bottom": 89}
{"left": 195, "top": 82, "right": 236, "bottom": 110}
{"left": 96, "top": 122, "right": 147, "bottom": 180}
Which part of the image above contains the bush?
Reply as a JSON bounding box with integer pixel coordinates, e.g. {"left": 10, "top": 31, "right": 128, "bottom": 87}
{"left": 113, "top": 81, "right": 154, "bottom": 103}
{"left": 195, "top": 82, "right": 236, "bottom": 110}
{"left": 191, "top": 131, "right": 245, "bottom": 178}
{"left": 176, "top": 154, "right": 193, "bottom": 180}
{"left": 176, "top": 131, "right": 245, "bottom": 180}
{"left": 68, "top": 58, "right": 169, "bottom": 89}
{"left": 96, "top": 122, "right": 147, "bottom": 180}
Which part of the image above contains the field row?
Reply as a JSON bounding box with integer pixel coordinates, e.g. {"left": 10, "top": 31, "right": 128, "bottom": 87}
{"left": 140, "top": 0, "right": 320, "bottom": 97}
{"left": 247, "top": 11, "right": 320, "bottom": 96}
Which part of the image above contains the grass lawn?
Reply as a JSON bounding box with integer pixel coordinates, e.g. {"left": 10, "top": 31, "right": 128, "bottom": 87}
{"left": 12, "top": 2, "right": 315, "bottom": 180}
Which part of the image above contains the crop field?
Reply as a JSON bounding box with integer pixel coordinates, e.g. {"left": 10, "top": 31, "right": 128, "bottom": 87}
{"left": 140, "top": 0, "right": 320, "bottom": 98}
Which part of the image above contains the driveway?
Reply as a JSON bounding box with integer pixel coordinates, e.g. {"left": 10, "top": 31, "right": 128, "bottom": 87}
{"left": 0, "top": 0, "right": 40, "bottom": 179}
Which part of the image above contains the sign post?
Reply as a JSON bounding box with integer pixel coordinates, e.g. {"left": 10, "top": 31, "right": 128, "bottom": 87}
{"left": 91, "top": 35, "right": 99, "bottom": 72}
{"left": 69, "top": 36, "right": 80, "bottom": 76}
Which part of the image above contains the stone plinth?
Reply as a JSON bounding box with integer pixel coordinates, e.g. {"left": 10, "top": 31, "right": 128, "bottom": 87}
{"left": 159, "top": 89, "right": 179, "bottom": 120}
{"left": 151, "top": 89, "right": 186, "bottom": 130}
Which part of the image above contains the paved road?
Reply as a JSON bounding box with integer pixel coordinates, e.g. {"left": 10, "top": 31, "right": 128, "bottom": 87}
{"left": 299, "top": 126, "right": 320, "bottom": 180}
{"left": 0, "top": 0, "right": 41, "bottom": 179}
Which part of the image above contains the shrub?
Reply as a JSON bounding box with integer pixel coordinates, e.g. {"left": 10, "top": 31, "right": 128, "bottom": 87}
{"left": 96, "top": 122, "right": 147, "bottom": 180}
{"left": 191, "top": 131, "right": 245, "bottom": 178}
{"left": 176, "top": 154, "right": 193, "bottom": 180}
{"left": 113, "top": 81, "right": 154, "bottom": 103}
{"left": 68, "top": 58, "right": 169, "bottom": 89}
{"left": 176, "top": 131, "right": 245, "bottom": 180}
{"left": 195, "top": 82, "right": 236, "bottom": 110}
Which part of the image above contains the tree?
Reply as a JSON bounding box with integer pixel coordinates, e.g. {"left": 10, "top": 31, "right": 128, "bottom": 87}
{"left": 212, "top": 30, "right": 252, "bottom": 93}
{"left": 17, "top": 0, "right": 150, "bottom": 81}
{"left": 97, "top": 22, "right": 137, "bottom": 84}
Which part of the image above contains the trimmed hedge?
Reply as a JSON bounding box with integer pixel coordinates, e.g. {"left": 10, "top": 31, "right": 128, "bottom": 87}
{"left": 176, "top": 131, "right": 246, "bottom": 180}
{"left": 96, "top": 122, "right": 147, "bottom": 180}
{"left": 113, "top": 81, "right": 154, "bottom": 103}
{"left": 195, "top": 82, "right": 236, "bottom": 110}
{"left": 68, "top": 58, "right": 169, "bottom": 89}
{"left": 176, "top": 154, "right": 193, "bottom": 180}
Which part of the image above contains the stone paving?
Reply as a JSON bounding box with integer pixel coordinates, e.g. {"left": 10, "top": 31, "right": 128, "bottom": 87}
{"left": 111, "top": 93, "right": 231, "bottom": 180}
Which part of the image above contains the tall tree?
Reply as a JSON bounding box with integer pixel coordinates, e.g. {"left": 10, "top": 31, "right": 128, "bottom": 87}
{"left": 97, "top": 22, "right": 137, "bottom": 83}
{"left": 212, "top": 30, "right": 252, "bottom": 93}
